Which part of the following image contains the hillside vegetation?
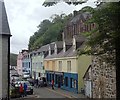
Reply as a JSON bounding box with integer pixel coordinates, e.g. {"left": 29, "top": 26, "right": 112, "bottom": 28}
{"left": 10, "top": 53, "right": 18, "bottom": 66}
{"left": 28, "top": 13, "right": 72, "bottom": 51}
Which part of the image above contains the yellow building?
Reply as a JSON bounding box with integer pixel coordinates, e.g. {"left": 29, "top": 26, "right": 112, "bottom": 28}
{"left": 44, "top": 36, "right": 91, "bottom": 93}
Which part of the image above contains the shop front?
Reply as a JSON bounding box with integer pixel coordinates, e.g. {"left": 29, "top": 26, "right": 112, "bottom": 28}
{"left": 46, "top": 71, "right": 64, "bottom": 87}
{"left": 62, "top": 72, "right": 78, "bottom": 93}
{"left": 54, "top": 72, "right": 64, "bottom": 88}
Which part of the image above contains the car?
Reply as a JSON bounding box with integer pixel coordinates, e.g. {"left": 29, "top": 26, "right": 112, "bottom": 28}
{"left": 15, "top": 81, "right": 33, "bottom": 95}
{"left": 38, "top": 77, "right": 47, "bottom": 87}
{"left": 10, "top": 84, "right": 21, "bottom": 98}
{"left": 23, "top": 72, "right": 30, "bottom": 78}
{"left": 27, "top": 78, "right": 34, "bottom": 86}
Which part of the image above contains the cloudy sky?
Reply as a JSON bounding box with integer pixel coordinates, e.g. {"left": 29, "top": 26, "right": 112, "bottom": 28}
{"left": 4, "top": 0, "right": 96, "bottom": 54}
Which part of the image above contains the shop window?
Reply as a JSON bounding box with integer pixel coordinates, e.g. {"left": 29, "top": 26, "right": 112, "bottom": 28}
{"left": 70, "top": 78, "right": 72, "bottom": 88}
{"left": 73, "top": 79, "right": 77, "bottom": 88}
{"left": 50, "top": 74, "right": 51, "bottom": 82}
{"left": 55, "top": 75, "right": 58, "bottom": 84}
{"left": 70, "top": 78, "right": 77, "bottom": 89}
{"left": 61, "top": 75, "right": 63, "bottom": 86}
{"left": 65, "top": 77, "right": 68, "bottom": 87}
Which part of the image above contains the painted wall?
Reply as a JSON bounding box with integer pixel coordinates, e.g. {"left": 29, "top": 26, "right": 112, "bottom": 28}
{"left": 22, "top": 57, "right": 31, "bottom": 75}
{"left": 45, "top": 57, "right": 78, "bottom": 73}
{"left": 77, "top": 55, "right": 92, "bottom": 92}
{"left": 44, "top": 60, "right": 56, "bottom": 71}
{"left": 0, "top": 36, "right": 9, "bottom": 99}
{"left": 17, "top": 53, "right": 23, "bottom": 75}
{"left": 32, "top": 52, "right": 45, "bottom": 79}
{"left": 62, "top": 72, "right": 78, "bottom": 93}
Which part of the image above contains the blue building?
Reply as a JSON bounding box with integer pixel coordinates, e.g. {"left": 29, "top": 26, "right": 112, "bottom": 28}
{"left": 22, "top": 53, "right": 32, "bottom": 76}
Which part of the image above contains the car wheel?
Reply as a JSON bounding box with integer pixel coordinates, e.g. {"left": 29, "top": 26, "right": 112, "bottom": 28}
{"left": 30, "top": 90, "right": 33, "bottom": 95}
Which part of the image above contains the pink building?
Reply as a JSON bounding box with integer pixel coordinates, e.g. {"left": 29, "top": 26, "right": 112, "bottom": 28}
{"left": 17, "top": 50, "right": 28, "bottom": 75}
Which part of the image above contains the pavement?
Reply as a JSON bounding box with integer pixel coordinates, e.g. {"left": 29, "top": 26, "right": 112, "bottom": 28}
{"left": 45, "top": 86, "right": 86, "bottom": 99}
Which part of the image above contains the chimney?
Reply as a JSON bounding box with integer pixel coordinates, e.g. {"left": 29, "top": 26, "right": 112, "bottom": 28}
{"left": 63, "top": 40, "right": 66, "bottom": 52}
{"left": 49, "top": 43, "right": 55, "bottom": 56}
{"left": 55, "top": 43, "right": 57, "bottom": 54}
{"left": 55, "top": 41, "right": 63, "bottom": 54}
{"left": 48, "top": 45, "right": 51, "bottom": 56}
{"left": 73, "top": 36, "right": 76, "bottom": 52}
{"left": 73, "top": 10, "right": 78, "bottom": 16}
{"left": 63, "top": 40, "right": 72, "bottom": 52}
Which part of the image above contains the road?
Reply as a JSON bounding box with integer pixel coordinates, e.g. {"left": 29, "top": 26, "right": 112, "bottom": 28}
{"left": 11, "top": 87, "right": 68, "bottom": 100}
{"left": 33, "top": 87, "right": 67, "bottom": 98}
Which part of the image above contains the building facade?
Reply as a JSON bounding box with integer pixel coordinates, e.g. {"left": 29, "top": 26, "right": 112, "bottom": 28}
{"left": 31, "top": 45, "right": 49, "bottom": 79}
{"left": 17, "top": 50, "right": 28, "bottom": 75}
{"left": 22, "top": 53, "right": 32, "bottom": 75}
{"left": 0, "top": 0, "right": 12, "bottom": 99}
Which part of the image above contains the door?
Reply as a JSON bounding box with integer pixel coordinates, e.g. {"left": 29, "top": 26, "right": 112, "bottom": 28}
{"left": 85, "top": 81, "right": 92, "bottom": 98}
{"left": 58, "top": 76, "right": 60, "bottom": 88}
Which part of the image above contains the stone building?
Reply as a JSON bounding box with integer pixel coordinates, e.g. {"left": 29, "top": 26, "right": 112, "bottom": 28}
{"left": 0, "top": 0, "right": 12, "bottom": 99}
{"left": 91, "top": 54, "right": 116, "bottom": 98}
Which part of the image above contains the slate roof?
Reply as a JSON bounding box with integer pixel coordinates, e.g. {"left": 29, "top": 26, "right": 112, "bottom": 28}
{"left": 44, "top": 41, "right": 84, "bottom": 60}
{"left": 55, "top": 41, "right": 63, "bottom": 48}
{"left": 73, "top": 35, "right": 86, "bottom": 42}
{"left": 67, "top": 12, "right": 91, "bottom": 25}
{"left": 0, "top": 1, "right": 11, "bottom": 35}
{"left": 37, "top": 44, "right": 49, "bottom": 52}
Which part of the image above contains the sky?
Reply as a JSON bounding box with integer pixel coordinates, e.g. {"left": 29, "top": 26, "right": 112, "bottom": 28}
{"left": 4, "top": 0, "right": 96, "bottom": 54}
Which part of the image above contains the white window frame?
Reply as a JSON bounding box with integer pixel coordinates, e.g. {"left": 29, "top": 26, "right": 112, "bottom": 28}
{"left": 67, "top": 61, "right": 71, "bottom": 72}
{"left": 59, "top": 61, "right": 62, "bottom": 71}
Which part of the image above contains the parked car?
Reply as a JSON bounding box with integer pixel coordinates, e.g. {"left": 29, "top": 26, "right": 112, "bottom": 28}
{"left": 38, "top": 77, "right": 47, "bottom": 87}
{"left": 27, "top": 78, "right": 34, "bottom": 86}
{"left": 15, "top": 81, "right": 33, "bottom": 95}
{"left": 23, "top": 72, "right": 30, "bottom": 78}
{"left": 10, "top": 84, "right": 21, "bottom": 98}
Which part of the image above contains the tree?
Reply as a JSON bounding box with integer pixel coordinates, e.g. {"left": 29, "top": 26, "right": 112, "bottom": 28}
{"left": 28, "top": 13, "right": 72, "bottom": 51}
{"left": 42, "top": 0, "right": 86, "bottom": 7}
{"left": 10, "top": 53, "right": 18, "bottom": 66}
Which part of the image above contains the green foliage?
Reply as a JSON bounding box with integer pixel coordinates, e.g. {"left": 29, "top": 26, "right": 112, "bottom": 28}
{"left": 42, "top": 0, "right": 87, "bottom": 7}
{"left": 77, "top": 2, "right": 120, "bottom": 67}
{"left": 28, "top": 14, "right": 72, "bottom": 51}
{"left": 10, "top": 53, "right": 18, "bottom": 66}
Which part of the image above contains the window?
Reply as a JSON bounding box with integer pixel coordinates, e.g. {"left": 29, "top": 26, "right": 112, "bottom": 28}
{"left": 65, "top": 77, "right": 68, "bottom": 87}
{"left": 70, "top": 78, "right": 72, "bottom": 88}
{"left": 29, "top": 62, "right": 30, "bottom": 68}
{"left": 38, "top": 73, "right": 41, "bottom": 77}
{"left": 59, "top": 61, "right": 62, "bottom": 71}
{"left": 55, "top": 75, "right": 58, "bottom": 84}
{"left": 40, "top": 62, "right": 43, "bottom": 69}
{"left": 52, "top": 61, "right": 55, "bottom": 70}
{"left": 67, "top": 61, "right": 71, "bottom": 72}
{"left": 70, "top": 78, "right": 77, "bottom": 88}
{"left": 47, "top": 61, "right": 49, "bottom": 69}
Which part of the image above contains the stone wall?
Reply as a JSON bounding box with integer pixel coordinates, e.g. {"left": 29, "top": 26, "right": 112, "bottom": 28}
{"left": 91, "top": 55, "right": 116, "bottom": 98}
